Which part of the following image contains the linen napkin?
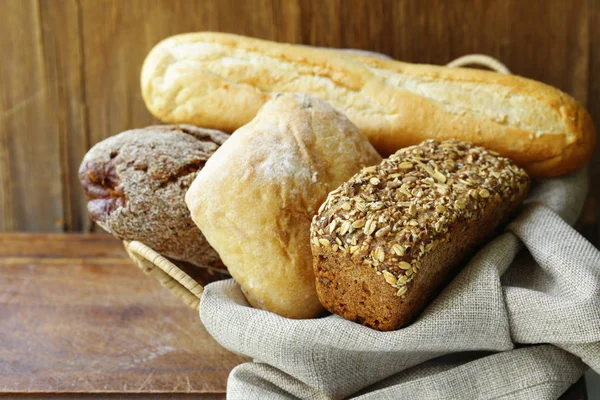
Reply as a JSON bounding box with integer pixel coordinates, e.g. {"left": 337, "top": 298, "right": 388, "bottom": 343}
{"left": 200, "top": 168, "right": 600, "bottom": 399}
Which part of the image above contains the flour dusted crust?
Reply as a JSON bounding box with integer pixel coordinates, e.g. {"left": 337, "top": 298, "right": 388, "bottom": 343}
{"left": 185, "top": 94, "right": 381, "bottom": 319}
{"left": 141, "top": 32, "right": 595, "bottom": 177}
{"left": 310, "top": 139, "right": 530, "bottom": 330}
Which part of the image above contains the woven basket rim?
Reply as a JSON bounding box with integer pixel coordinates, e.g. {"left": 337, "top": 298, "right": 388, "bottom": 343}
{"left": 124, "top": 240, "right": 205, "bottom": 311}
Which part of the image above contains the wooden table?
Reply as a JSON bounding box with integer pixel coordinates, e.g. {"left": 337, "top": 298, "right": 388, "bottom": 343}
{"left": 0, "top": 233, "right": 587, "bottom": 398}
{"left": 0, "top": 233, "right": 247, "bottom": 398}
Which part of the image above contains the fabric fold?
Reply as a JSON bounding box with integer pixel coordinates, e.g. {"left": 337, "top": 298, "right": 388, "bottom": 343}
{"left": 199, "top": 168, "right": 598, "bottom": 399}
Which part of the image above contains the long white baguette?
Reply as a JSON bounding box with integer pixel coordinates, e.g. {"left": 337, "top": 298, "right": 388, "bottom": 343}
{"left": 141, "top": 32, "right": 595, "bottom": 177}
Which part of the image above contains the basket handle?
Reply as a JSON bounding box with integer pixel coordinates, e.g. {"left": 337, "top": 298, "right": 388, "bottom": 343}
{"left": 124, "top": 240, "right": 204, "bottom": 311}
{"left": 446, "top": 54, "right": 511, "bottom": 74}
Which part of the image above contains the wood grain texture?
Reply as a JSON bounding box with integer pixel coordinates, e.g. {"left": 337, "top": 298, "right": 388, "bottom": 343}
{"left": 0, "top": 0, "right": 597, "bottom": 246}
{"left": 0, "top": 0, "right": 64, "bottom": 231}
{"left": 0, "top": 233, "right": 246, "bottom": 394}
{"left": 37, "top": 0, "right": 91, "bottom": 233}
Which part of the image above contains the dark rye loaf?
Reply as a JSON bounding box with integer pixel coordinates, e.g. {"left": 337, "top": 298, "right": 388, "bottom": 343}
{"left": 79, "top": 124, "right": 228, "bottom": 269}
{"left": 310, "top": 139, "right": 530, "bottom": 331}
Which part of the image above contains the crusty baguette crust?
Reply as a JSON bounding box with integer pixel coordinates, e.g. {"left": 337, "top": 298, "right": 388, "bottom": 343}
{"left": 185, "top": 94, "right": 381, "bottom": 319}
{"left": 141, "top": 32, "right": 595, "bottom": 177}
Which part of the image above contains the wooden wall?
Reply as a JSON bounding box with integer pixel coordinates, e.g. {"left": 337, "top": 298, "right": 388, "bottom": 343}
{"left": 0, "top": 0, "right": 598, "bottom": 243}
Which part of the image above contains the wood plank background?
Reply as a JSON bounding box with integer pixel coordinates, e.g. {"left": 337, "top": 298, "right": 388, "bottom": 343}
{"left": 0, "top": 233, "right": 245, "bottom": 394}
{"left": 0, "top": 0, "right": 598, "bottom": 245}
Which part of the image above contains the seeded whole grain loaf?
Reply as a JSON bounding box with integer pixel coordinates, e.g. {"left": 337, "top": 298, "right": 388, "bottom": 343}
{"left": 185, "top": 93, "right": 382, "bottom": 319}
{"left": 310, "top": 139, "right": 530, "bottom": 331}
{"left": 79, "top": 124, "right": 228, "bottom": 269}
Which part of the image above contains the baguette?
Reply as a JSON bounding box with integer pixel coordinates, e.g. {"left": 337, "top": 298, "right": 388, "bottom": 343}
{"left": 310, "top": 139, "right": 530, "bottom": 331}
{"left": 141, "top": 32, "right": 595, "bottom": 177}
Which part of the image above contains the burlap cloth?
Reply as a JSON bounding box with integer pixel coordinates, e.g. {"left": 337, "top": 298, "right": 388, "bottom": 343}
{"left": 198, "top": 167, "right": 600, "bottom": 399}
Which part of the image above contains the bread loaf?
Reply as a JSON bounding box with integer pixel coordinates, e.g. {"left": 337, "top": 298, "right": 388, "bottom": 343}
{"left": 79, "top": 124, "right": 228, "bottom": 269}
{"left": 185, "top": 93, "right": 381, "bottom": 319}
{"left": 310, "top": 139, "right": 530, "bottom": 331}
{"left": 141, "top": 32, "right": 595, "bottom": 177}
